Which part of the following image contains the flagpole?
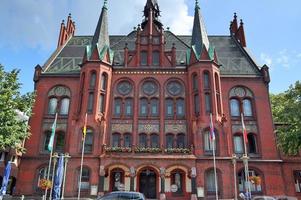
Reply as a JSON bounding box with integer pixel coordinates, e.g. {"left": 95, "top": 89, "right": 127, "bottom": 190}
{"left": 78, "top": 113, "right": 88, "bottom": 200}
{"left": 241, "top": 113, "right": 251, "bottom": 200}
{"left": 78, "top": 134, "right": 86, "bottom": 200}
{"left": 210, "top": 113, "right": 218, "bottom": 200}
{"left": 62, "top": 153, "right": 70, "bottom": 199}
{"left": 45, "top": 113, "right": 58, "bottom": 199}
{"left": 50, "top": 153, "right": 58, "bottom": 200}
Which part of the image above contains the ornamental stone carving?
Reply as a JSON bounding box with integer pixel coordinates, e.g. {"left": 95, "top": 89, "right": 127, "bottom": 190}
{"left": 232, "top": 121, "right": 258, "bottom": 133}
{"left": 138, "top": 124, "right": 159, "bottom": 133}
{"left": 165, "top": 122, "right": 187, "bottom": 133}
{"left": 48, "top": 86, "right": 71, "bottom": 97}
{"left": 111, "top": 123, "right": 133, "bottom": 133}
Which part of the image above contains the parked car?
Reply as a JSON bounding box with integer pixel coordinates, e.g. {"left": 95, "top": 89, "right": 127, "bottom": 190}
{"left": 252, "top": 196, "right": 297, "bottom": 200}
{"left": 98, "top": 191, "right": 145, "bottom": 200}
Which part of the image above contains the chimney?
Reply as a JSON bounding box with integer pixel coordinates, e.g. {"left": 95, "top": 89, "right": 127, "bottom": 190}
{"left": 57, "top": 14, "right": 76, "bottom": 48}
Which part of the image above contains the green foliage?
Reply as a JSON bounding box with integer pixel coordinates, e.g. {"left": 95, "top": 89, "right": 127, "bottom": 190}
{"left": 0, "top": 64, "right": 35, "bottom": 152}
{"left": 271, "top": 81, "right": 301, "bottom": 155}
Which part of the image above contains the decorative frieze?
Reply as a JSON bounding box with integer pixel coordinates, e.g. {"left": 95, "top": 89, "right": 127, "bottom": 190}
{"left": 138, "top": 120, "right": 160, "bottom": 133}
{"left": 165, "top": 120, "right": 187, "bottom": 133}
{"left": 232, "top": 121, "right": 258, "bottom": 133}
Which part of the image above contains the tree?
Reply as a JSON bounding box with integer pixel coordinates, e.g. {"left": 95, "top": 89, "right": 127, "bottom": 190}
{"left": 270, "top": 81, "right": 301, "bottom": 155}
{"left": 0, "top": 64, "right": 34, "bottom": 152}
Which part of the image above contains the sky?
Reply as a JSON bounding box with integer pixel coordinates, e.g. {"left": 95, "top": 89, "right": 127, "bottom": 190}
{"left": 0, "top": 0, "right": 300, "bottom": 94}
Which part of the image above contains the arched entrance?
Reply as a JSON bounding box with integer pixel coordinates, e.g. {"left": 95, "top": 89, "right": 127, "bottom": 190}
{"left": 139, "top": 168, "right": 157, "bottom": 199}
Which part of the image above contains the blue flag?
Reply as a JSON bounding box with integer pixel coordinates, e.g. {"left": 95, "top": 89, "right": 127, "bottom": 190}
{"left": 0, "top": 162, "right": 12, "bottom": 196}
{"left": 52, "top": 155, "right": 64, "bottom": 200}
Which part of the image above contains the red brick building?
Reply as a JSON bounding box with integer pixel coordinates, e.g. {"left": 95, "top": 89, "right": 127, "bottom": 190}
{"left": 15, "top": 0, "right": 301, "bottom": 199}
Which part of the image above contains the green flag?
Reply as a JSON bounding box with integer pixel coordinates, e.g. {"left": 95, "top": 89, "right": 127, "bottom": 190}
{"left": 48, "top": 113, "right": 58, "bottom": 152}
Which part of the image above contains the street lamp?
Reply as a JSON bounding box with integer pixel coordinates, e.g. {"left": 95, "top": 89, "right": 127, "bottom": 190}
{"left": 231, "top": 154, "right": 238, "bottom": 200}
{"left": 62, "top": 153, "right": 71, "bottom": 199}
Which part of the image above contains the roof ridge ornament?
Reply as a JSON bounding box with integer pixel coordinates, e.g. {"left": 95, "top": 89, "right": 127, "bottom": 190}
{"left": 103, "top": 0, "right": 108, "bottom": 9}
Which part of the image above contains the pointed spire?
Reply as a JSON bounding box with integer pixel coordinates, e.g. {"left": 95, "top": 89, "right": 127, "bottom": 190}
{"left": 142, "top": 0, "right": 162, "bottom": 29}
{"left": 89, "top": 0, "right": 110, "bottom": 60}
{"left": 191, "top": 0, "right": 211, "bottom": 60}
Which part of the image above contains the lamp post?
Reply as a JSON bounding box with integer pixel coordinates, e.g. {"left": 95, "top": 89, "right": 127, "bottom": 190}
{"left": 61, "top": 153, "right": 71, "bottom": 199}
{"left": 231, "top": 154, "right": 238, "bottom": 200}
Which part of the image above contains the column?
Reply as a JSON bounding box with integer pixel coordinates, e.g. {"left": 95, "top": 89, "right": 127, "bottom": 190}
{"left": 159, "top": 168, "right": 166, "bottom": 200}
{"left": 191, "top": 167, "right": 198, "bottom": 200}
{"left": 130, "top": 167, "right": 136, "bottom": 191}
{"left": 98, "top": 165, "right": 106, "bottom": 197}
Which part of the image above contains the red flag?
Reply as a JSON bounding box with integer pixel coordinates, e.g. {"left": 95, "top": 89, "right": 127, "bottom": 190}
{"left": 241, "top": 113, "right": 248, "bottom": 143}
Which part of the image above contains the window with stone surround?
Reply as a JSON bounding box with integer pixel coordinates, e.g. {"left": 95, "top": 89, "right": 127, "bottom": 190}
{"left": 150, "top": 134, "right": 159, "bottom": 148}
{"left": 165, "top": 80, "right": 185, "bottom": 119}
{"left": 204, "top": 130, "right": 218, "bottom": 155}
{"left": 171, "top": 169, "right": 185, "bottom": 195}
{"left": 229, "top": 86, "right": 255, "bottom": 118}
{"left": 238, "top": 169, "right": 262, "bottom": 193}
{"left": 205, "top": 168, "right": 221, "bottom": 195}
{"left": 43, "top": 131, "right": 65, "bottom": 153}
{"left": 203, "top": 71, "right": 212, "bottom": 114}
{"left": 124, "top": 133, "right": 132, "bottom": 148}
{"left": 84, "top": 129, "right": 93, "bottom": 153}
{"left": 139, "top": 80, "right": 160, "bottom": 118}
{"left": 176, "top": 133, "right": 186, "bottom": 148}
{"left": 166, "top": 134, "right": 174, "bottom": 149}
{"left": 112, "top": 133, "right": 121, "bottom": 147}
{"left": 113, "top": 80, "right": 133, "bottom": 119}
{"left": 78, "top": 167, "right": 90, "bottom": 190}
{"left": 111, "top": 168, "right": 125, "bottom": 192}
{"left": 139, "top": 133, "right": 148, "bottom": 148}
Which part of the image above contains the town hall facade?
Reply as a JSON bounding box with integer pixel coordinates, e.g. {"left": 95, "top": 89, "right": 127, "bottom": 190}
{"left": 13, "top": 0, "right": 301, "bottom": 199}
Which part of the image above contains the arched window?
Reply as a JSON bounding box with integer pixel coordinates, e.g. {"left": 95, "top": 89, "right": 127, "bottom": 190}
{"left": 114, "top": 98, "right": 122, "bottom": 117}
{"left": 152, "top": 51, "right": 160, "bottom": 66}
{"left": 194, "top": 94, "right": 200, "bottom": 116}
{"left": 87, "top": 93, "right": 94, "bottom": 113}
{"left": 248, "top": 134, "right": 257, "bottom": 154}
{"left": 205, "top": 93, "right": 212, "bottom": 113}
{"left": 60, "top": 98, "right": 70, "bottom": 115}
{"left": 205, "top": 169, "right": 220, "bottom": 195}
{"left": 78, "top": 167, "right": 90, "bottom": 190}
{"left": 166, "top": 134, "right": 174, "bottom": 149}
{"left": 238, "top": 169, "right": 262, "bottom": 193}
{"left": 204, "top": 71, "right": 210, "bottom": 89}
{"left": 139, "top": 134, "right": 147, "bottom": 148}
{"left": 90, "top": 72, "right": 96, "bottom": 89}
{"left": 84, "top": 129, "right": 93, "bottom": 153}
{"left": 150, "top": 134, "right": 159, "bottom": 148}
{"left": 204, "top": 131, "right": 216, "bottom": 154}
{"left": 150, "top": 98, "right": 159, "bottom": 117}
{"left": 230, "top": 99, "right": 240, "bottom": 117}
{"left": 55, "top": 132, "right": 65, "bottom": 153}
{"left": 112, "top": 133, "right": 121, "bottom": 147}
{"left": 233, "top": 134, "right": 244, "bottom": 154}
{"left": 165, "top": 98, "right": 173, "bottom": 118}
{"left": 243, "top": 99, "right": 253, "bottom": 117}
{"left": 111, "top": 168, "right": 125, "bottom": 191}
{"left": 99, "top": 94, "right": 105, "bottom": 113}
{"left": 176, "top": 98, "right": 185, "bottom": 118}
{"left": 101, "top": 73, "right": 107, "bottom": 91}
{"left": 192, "top": 74, "right": 198, "bottom": 91}
{"left": 140, "top": 51, "right": 148, "bottom": 66}
{"left": 48, "top": 98, "right": 58, "bottom": 115}
{"left": 124, "top": 133, "right": 132, "bottom": 148}
{"left": 140, "top": 98, "right": 148, "bottom": 117}
{"left": 176, "top": 134, "right": 186, "bottom": 148}
{"left": 171, "top": 169, "right": 185, "bottom": 195}
{"left": 37, "top": 167, "right": 51, "bottom": 187}
{"left": 125, "top": 98, "right": 133, "bottom": 117}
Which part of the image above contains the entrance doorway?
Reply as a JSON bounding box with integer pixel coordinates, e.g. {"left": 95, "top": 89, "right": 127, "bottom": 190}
{"left": 139, "top": 169, "right": 157, "bottom": 199}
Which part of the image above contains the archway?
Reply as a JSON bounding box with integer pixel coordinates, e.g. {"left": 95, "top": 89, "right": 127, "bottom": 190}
{"left": 138, "top": 168, "right": 157, "bottom": 199}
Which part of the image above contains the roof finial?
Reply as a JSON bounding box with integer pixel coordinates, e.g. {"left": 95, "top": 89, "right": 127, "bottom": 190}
{"left": 240, "top": 19, "right": 244, "bottom": 25}
{"left": 195, "top": 0, "right": 200, "bottom": 9}
{"left": 234, "top": 12, "right": 237, "bottom": 19}
{"left": 103, "top": 0, "right": 108, "bottom": 9}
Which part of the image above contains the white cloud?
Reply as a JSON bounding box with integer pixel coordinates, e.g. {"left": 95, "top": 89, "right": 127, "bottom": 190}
{"left": 0, "top": 0, "right": 194, "bottom": 50}
{"left": 260, "top": 53, "right": 273, "bottom": 67}
{"left": 276, "top": 49, "right": 291, "bottom": 69}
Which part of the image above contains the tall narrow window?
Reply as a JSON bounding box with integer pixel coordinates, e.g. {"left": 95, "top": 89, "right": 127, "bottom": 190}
{"left": 243, "top": 99, "right": 253, "bottom": 117}
{"left": 204, "top": 72, "right": 210, "bottom": 89}
{"left": 79, "top": 168, "right": 90, "bottom": 190}
{"left": 248, "top": 134, "right": 257, "bottom": 154}
{"left": 114, "top": 98, "right": 122, "bottom": 117}
{"left": 294, "top": 171, "right": 301, "bottom": 192}
{"left": 99, "top": 94, "right": 105, "bottom": 113}
{"left": 204, "top": 131, "right": 216, "bottom": 153}
{"left": 192, "top": 74, "right": 198, "bottom": 91}
{"left": 150, "top": 134, "right": 159, "bottom": 148}
{"left": 150, "top": 98, "right": 159, "bottom": 117}
{"left": 90, "top": 72, "right": 96, "bottom": 89}
{"left": 60, "top": 98, "right": 70, "bottom": 115}
{"left": 111, "top": 169, "right": 124, "bottom": 191}
{"left": 234, "top": 135, "right": 244, "bottom": 154}
{"left": 205, "top": 169, "right": 219, "bottom": 194}
{"left": 43, "top": 131, "right": 51, "bottom": 151}
{"left": 194, "top": 94, "right": 200, "bottom": 116}
{"left": 125, "top": 98, "right": 133, "bottom": 117}
{"left": 139, "top": 134, "right": 147, "bottom": 148}
{"left": 48, "top": 98, "right": 58, "bottom": 114}
{"left": 140, "top": 51, "right": 147, "bottom": 66}
{"left": 152, "top": 51, "right": 160, "bottom": 66}
{"left": 112, "top": 133, "right": 121, "bottom": 147}
{"left": 140, "top": 98, "right": 148, "bottom": 117}
{"left": 177, "top": 134, "right": 185, "bottom": 148}
{"left": 205, "top": 93, "right": 212, "bottom": 113}
{"left": 165, "top": 99, "right": 174, "bottom": 118}
{"left": 87, "top": 93, "right": 94, "bottom": 113}
{"left": 230, "top": 99, "right": 240, "bottom": 117}
{"left": 56, "top": 133, "right": 65, "bottom": 153}
{"left": 101, "top": 73, "right": 107, "bottom": 91}
{"left": 176, "top": 99, "right": 185, "bottom": 118}
{"left": 171, "top": 170, "right": 184, "bottom": 195}
{"left": 166, "top": 134, "right": 174, "bottom": 149}
{"left": 84, "top": 129, "right": 93, "bottom": 153}
{"left": 124, "top": 134, "right": 132, "bottom": 148}
{"left": 215, "top": 73, "right": 222, "bottom": 114}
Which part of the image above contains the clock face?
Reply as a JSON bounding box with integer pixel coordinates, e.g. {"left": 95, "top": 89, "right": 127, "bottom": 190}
{"left": 117, "top": 81, "right": 132, "bottom": 96}
{"left": 167, "top": 81, "right": 183, "bottom": 96}
{"left": 142, "top": 81, "right": 158, "bottom": 96}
